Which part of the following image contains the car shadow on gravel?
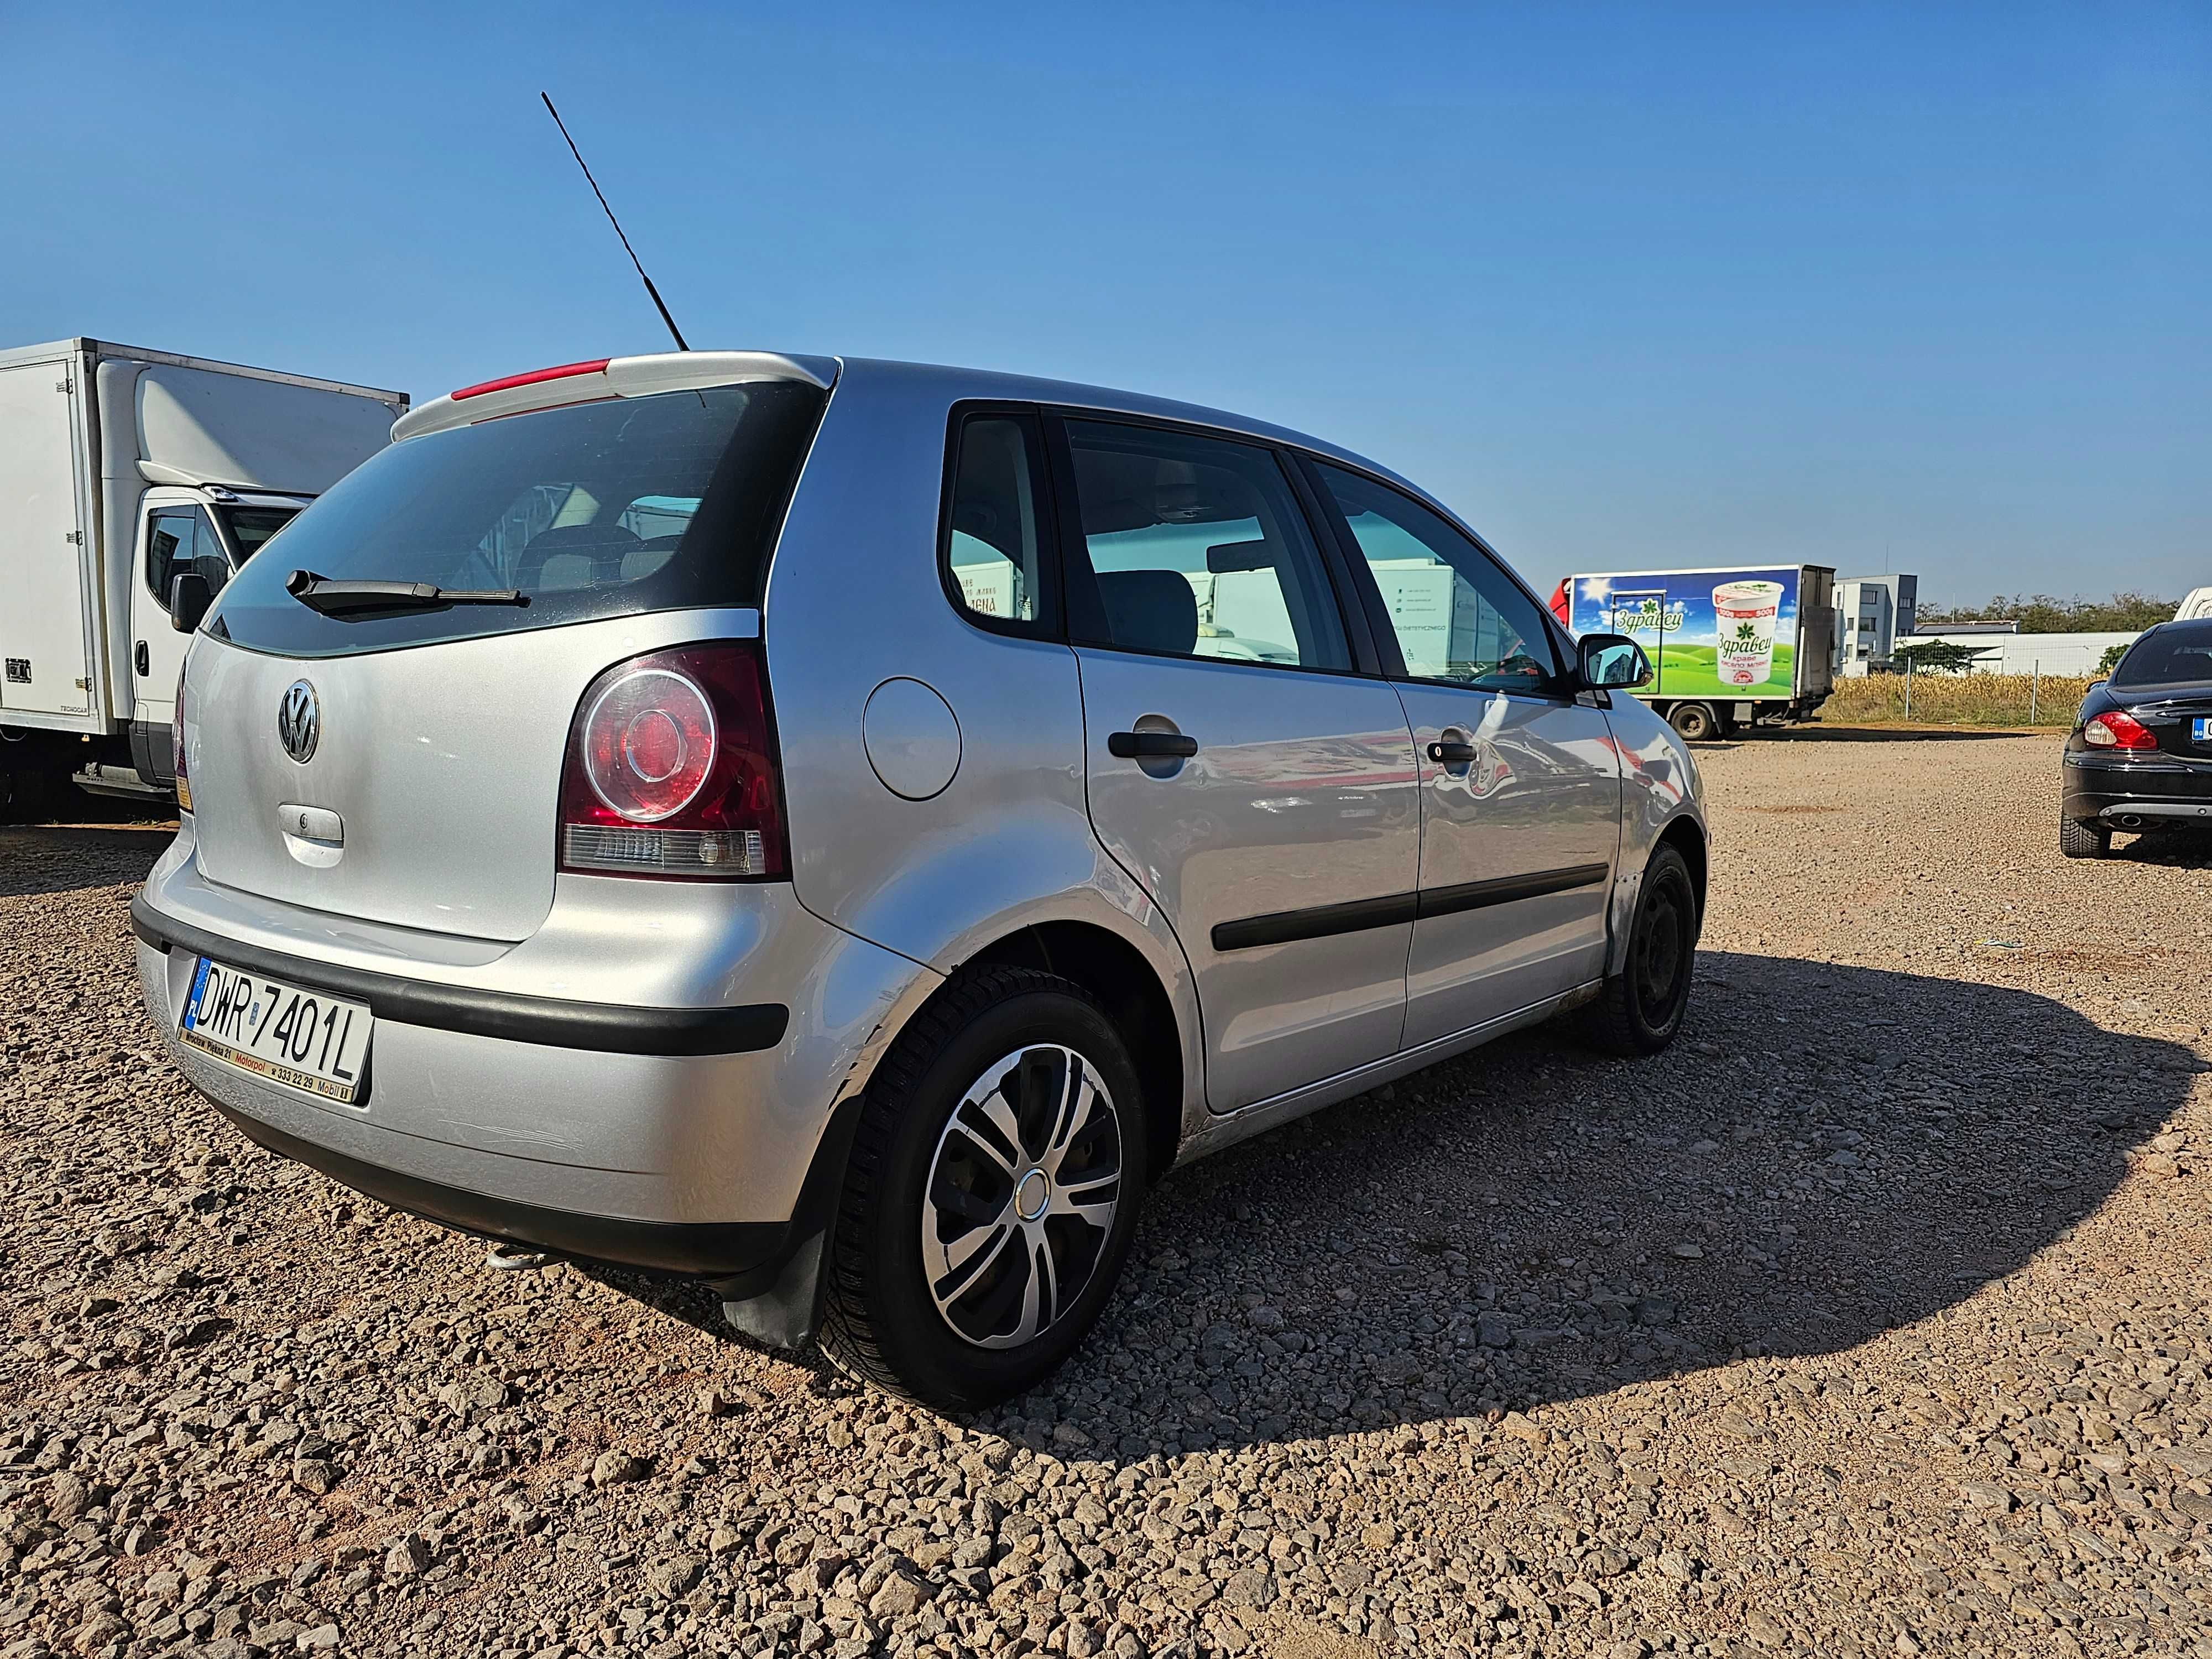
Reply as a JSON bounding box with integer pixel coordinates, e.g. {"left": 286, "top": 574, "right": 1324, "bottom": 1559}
{"left": 2107, "top": 829, "right": 2212, "bottom": 868}
{"left": 573, "top": 949, "right": 2201, "bottom": 1455}
{"left": 0, "top": 823, "right": 174, "bottom": 900}
{"left": 974, "top": 948, "right": 2200, "bottom": 1457}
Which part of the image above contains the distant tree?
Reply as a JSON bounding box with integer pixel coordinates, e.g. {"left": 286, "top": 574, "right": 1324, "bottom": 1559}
{"left": 1915, "top": 592, "right": 2175, "bottom": 632}
{"left": 1893, "top": 639, "right": 1989, "bottom": 675}
{"left": 2097, "top": 641, "right": 2130, "bottom": 676}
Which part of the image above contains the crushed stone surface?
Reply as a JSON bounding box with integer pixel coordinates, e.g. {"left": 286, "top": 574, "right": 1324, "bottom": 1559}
{"left": 1, "top": 732, "right": 2209, "bottom": 1658}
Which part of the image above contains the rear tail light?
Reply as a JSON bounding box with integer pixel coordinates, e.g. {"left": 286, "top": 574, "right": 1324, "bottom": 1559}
{"left": 2083, "top": 711, "right": 2157, "bottom": 750}
{"left": 173, "top": 657, "right": 192, "bottom": 813}
{"left": 558, "top": 643, "right": 787, "bottom": 879}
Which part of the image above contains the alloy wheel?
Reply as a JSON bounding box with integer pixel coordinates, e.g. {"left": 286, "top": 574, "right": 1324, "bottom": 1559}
{"left": 920, "top": 1044, "right": 1124, "bottom": 1350}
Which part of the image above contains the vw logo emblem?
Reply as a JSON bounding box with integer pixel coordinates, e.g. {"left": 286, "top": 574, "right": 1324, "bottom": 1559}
{"left": 277, "top": 680, "right": 320, "bottom": 764}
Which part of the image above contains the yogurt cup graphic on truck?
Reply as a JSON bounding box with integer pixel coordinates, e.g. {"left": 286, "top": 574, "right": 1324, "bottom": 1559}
{"left": 1713, "top": 579, "right": 1785, "bottom": 687}
{"left": 1563, "top": 566, "right": 1802, "bottom": 698}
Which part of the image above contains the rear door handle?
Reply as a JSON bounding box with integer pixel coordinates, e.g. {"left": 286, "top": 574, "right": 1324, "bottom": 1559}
{"left": 1428, "top": 740, "right": 1478, "bottom": 765}
{"left": 1108, "top": 731, "right": 1199, "bottom": 760}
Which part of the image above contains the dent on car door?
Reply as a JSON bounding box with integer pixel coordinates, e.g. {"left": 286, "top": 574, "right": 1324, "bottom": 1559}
{"left": 1305, "top": 459, "right": 1621, "bottom": 1047}
{"left": 1051, "top": 418, "right": 1420, "bottom": 1114}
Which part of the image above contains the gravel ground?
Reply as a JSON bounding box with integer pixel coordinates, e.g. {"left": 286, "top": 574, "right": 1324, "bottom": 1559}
{"left": 3, "top": 731, "right": 2210, "bottom": 1659}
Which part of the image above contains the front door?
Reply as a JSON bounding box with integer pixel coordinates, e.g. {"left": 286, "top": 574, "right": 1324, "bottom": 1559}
{"left": 132, "top": 499, "right": 232, "bottom": 744}
{"left": 1055, "top": 418, "right": 1421, "bottom": 1113}
{"left": 1308, "top": 460, "right": 1621, "bottom": 1047}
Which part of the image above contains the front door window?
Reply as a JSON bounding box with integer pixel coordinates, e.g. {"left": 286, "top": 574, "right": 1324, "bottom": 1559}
{"left": 145, "top": 506, "right": 232, "bottom": 613}
{"left": 1312, "top": 463, "right": 1561, "bottom": 690}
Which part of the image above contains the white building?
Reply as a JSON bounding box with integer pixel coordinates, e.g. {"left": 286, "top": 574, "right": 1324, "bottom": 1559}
{"left": 1902, "top": 630, "right": 2140, "bottom": 676}
{"left": 1835, "top": 573, "right": 1919, "bottom": 676}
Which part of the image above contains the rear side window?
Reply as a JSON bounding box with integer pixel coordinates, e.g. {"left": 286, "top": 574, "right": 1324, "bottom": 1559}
{"left": 208, "top": 381, "right": 826, "bottom": 658}
{"left": 1059, "top": 420, "right": 1351, "bottom": 672}
{"left": 942, "top": 415, "right": 1053, "bottom": 632}
{"left": 2111, "top": 622, "right": 2212, "bottom": 689}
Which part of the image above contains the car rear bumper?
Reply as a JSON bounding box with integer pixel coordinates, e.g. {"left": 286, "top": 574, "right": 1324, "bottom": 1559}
{"left": 2063, "top": 753, "right": 2212, "bottom": 824}
{"left": 204, "top": 1090, "right": 787, "bottom": 1277}
{"left": 133, "top": 831, "right": 936, "bottom": 1278}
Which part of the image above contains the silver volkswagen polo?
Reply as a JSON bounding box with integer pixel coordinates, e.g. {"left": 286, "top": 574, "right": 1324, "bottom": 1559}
{"left": 134, "top": 350, "right": 1705, "bottom": 1408}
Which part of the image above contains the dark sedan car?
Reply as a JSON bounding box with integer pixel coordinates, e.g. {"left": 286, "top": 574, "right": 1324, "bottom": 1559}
{"left": 2062, "top": 618, "right": 2212, "bottom": 857}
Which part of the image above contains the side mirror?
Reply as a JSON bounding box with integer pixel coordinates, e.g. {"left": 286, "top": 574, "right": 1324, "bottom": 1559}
{"left": 1578, "top": 631, "right": 1652, "bottom": 691}
{"left": 169, "top": 572, "right": 215, "bottom": 634}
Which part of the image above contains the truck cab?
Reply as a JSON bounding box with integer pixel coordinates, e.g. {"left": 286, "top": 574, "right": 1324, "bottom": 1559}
{"left": 0, "top": 338, "right": 404, "bottom": 814}
{"left": 128, "top": 486, "right": 311, "bottom": 780}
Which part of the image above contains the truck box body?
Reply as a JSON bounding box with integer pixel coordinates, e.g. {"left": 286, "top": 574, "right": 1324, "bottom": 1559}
{"left": 0, "top": 339, "right": 404, "bottom": 803}
{"left": 1551, "top": 562, "right": 1839, "bottom": 733}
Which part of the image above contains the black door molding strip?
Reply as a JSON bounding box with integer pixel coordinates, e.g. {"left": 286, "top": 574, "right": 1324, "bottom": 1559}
{"left": 1209, "top": 863, "right": 1610, "bottom": 952}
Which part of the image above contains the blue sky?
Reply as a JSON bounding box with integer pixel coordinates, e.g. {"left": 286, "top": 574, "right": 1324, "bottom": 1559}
{"left": 4, "top": 2, "right": 2206, "bottom": 603}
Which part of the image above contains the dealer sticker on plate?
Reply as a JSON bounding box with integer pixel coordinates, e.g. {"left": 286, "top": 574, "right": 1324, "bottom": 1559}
{"left": 178, "top": 957, "right": 372, "bottom": 1104}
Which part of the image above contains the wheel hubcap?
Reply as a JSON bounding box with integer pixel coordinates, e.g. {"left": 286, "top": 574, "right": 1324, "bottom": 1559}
{"left": 921, "top": 1044, "right": 1123, "bottom": 1350}
{"left": 1014, "top": 1168, "right": 1050, "bottom": 1221}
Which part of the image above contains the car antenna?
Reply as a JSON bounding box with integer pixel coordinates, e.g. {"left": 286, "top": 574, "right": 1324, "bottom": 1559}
{"left": 540, "top": 91, "right": 690, "bottom": 352}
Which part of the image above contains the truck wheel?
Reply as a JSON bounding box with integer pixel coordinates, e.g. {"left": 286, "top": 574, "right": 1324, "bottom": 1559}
{"left": 820, "top": 966, "right": 1147, "bottom": 1411}
{"left": 1667, "top": 702, "right": 1718, "bottom": 742}
{"left": 1579, "top": 844, "right": 1699, "bottom": 1056}
{"left": 2059, "top": 816, "right": 2110, "bottom": 859}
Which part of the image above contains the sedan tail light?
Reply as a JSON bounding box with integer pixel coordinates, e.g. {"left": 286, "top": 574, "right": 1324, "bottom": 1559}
{"left": 558, "top": 643, "right": 787, "bottom": 880}
{"left": 2083, "top": 711, "right": 2158, "bottom": 750}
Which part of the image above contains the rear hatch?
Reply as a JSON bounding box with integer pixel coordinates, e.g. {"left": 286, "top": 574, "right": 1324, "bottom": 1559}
{"left": 186, "top": 358, "right": 828, "bottom": 942}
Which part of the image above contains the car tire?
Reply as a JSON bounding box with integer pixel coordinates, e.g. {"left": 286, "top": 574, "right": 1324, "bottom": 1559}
{"left": 1580, "top": 843, "right": 1700, "bottom": 1056}
{"left": 2059, "top": 816, "right": 2110, "bottom": 859}
{"left": 818, "top": 965, "right": 1148, "bottom": 1411}
{"left": 1667, "top": 702, "right": 1717, "bottom": 742}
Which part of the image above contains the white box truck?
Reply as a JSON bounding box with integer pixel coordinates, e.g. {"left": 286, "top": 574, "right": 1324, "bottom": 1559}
{"left": 0, "top": 339, "right": 405, "bottom": 812}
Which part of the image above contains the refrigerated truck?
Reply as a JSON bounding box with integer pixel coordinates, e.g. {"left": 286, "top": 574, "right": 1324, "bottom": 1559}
{"left": 1547, "top": 563, "right": 1839, "bottom": 741}
{"left": 0, "top": 339, "right": 406, "bottom": 811}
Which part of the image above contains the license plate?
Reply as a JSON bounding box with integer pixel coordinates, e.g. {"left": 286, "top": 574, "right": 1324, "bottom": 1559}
{"left": 2194, "top": 717, "right": 2212, "bottom": 744}
{"left": 178, "top": 958, "right": 372, "bottom": 1104}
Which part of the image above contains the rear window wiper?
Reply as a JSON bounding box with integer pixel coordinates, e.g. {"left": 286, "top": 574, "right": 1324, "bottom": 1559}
{"left": 285, "top": 569, "right": 529, "bottom": 618}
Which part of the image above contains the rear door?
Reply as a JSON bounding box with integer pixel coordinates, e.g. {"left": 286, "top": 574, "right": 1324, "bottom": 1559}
{"left": 1307, "top": 460, "right": 1620, "bottom": 1047}
{"left": 0, "top": 356, "right": 94, "bottom": 723}
{"left": 1053, "top": 416, "right": 1420, "bottom": 1114}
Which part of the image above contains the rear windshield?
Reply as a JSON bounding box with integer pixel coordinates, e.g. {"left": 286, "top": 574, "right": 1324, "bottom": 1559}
{"left": 2111, "top": 621, "right": 2212, "bottom": 690}
{"left": 208, "top": 380, "right": 827, "bottom": 657}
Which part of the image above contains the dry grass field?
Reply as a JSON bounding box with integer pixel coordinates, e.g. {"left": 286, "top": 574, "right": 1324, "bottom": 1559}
{"left": 1821, "top": 673, "right": 2094, "bottom": 728}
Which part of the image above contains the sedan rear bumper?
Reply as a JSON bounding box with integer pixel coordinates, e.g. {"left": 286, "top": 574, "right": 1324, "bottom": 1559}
{"left": 2063, "top": 752, "right": 2212, "bottom": 824}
